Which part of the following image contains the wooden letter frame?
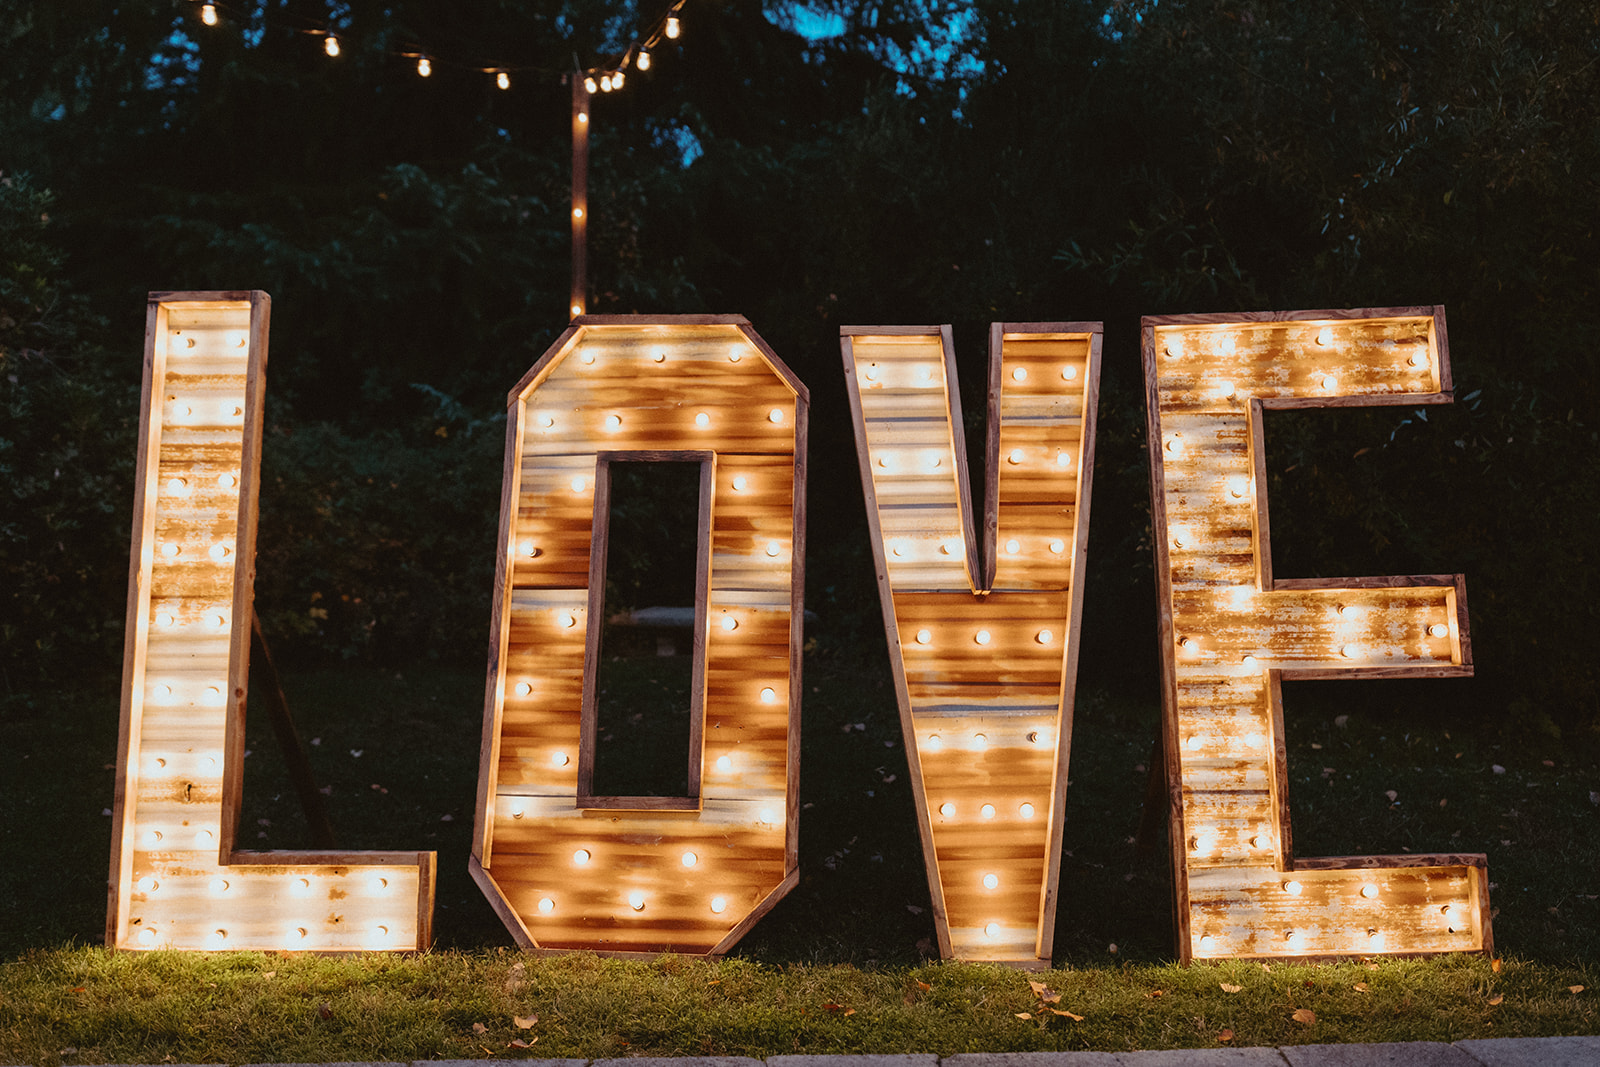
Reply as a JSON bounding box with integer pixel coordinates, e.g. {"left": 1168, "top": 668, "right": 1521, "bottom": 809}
{"left": 471, "top": 315, "right": 807, "bottom": 956}
{"left": 842, "top": 322, "right": 1103, "bottom": 968}
{"left": 108, "top": 291, "right": 436, "bottom": 953}
{"left": 1142, "top": 306, "right": 1491, "bottom": 963}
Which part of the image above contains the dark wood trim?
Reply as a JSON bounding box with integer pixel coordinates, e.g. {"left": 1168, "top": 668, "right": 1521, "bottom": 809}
{"left": 785, "top": 390, "right": 809, "bottom": 872}
{"left": 709, "top": 867, "right": 801, "bottom": 956}
{"left": 468, "top": 855, "right": 537, "bottom": 950}
{"left": 570, "top": 75, "right": 587, "bottom": 317}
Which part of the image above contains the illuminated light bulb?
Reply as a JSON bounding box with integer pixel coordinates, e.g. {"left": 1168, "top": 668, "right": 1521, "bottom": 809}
{"left": 371, "top": 924, "right": 390, "bottom": 943}
{"left": 1019, "top": 802, "right": 1035, "bottom": 818}
{"left": 572, "top": 303, "right": 584, "bottom": 317}
{"left": 570, "top": 476, "right": 586, "bottom": 493}
{"left": 1428, "top": 623, "right": 1449, "bottom": 638}
{"left": 166, "top": 477, "right": 188, "bottom": 495}
{"left": 1049, "top": 539, "right": 1065, "bottom": 554}
{"left": 1340, "top": 644, "right": 1356, "bottom": 658}
{"left": 579, "top": 350, "right": 595, "bottom": 365}
{"left": 560, "top": 613, "right": 577, "bottom": 628}
{"left": 154, "top": 684, "right": 172, "bottom": 700}
{"left": 694, "top": 411, "right": 710, "bottom": 428}
{"left": 1164, "top": 337, "right": 1184, "bottom": 359}
{"left": 200, "top": 754, "right": 217, "bottom": 771}
{"left": 1228, "top": 476, "right": 1249, "bottom": 499}
{"left": 715, "top": 755, "right": 733, "bottom": 772}
{"left": 759, "top": 807, "right": 776, "bottom": 824}
{"left": 768, "top": 408, "right": 784, "bottom": 424}
{"left": 210, "top": 612, "right": 226, "bottom": 628}
{"left": 972, "top": 733, "right": 987, "bottom": 750}
{"left": 1007, "top": 448, "right": 1024, "bottom": 464}
{"left": 721, "top": 615, "right": 738, "bottom": 632}
{"left": 324, "top": 35, "right": 340, "bottom": 57}
{"left": 573, "top": 207, "right": 585, "bottom": 220}
{"left": 910, "top": 629, "right": 933, "bottom": 647}
{"left": 1198, "top": 934, "right": 1216, "bottom": 953}
{"left": 984, "top": 922, "right": 1001, "bottom": 939}
{"left": 863, "top": 365, "right": 880, "bottom": 382}
{"left": 1165, "top": 435, "right": 1182, "bottom": 455}
{"left": 1316, "top": 326, "right": 1333, "bottom": 346}
{"left": 497, "top": 71, "right": 510, "bottom": 90}
{"left": 1220, "top": 337, "right": 1237, "bottom": 355}
{"left": 416, "top": 56, "right": 432, "bottom": 77}
{"left": 1193, "top": 833, "right": 1215, "bottom": 854}
{"left": 519, "top": 540, "right": 541, "bottom": 558}
{"left": 577, "top": 111, "right": 588, "bottom": 124}
{"left": 877, "top": 455, "right": 893, "bottom": 470}
{"left": 1361, "top": 883, "right": 1380, "bottom": 899}
{"left": 179, "top": 404, "right": 193, "bottom": 417}
{"left": 1242, "top": 655, "right": 1260, "bottom": 671}
{"left": 1409, "top": 349, "right": 1428, "bottom": 368}
{"left": 637, "top": 49, "right": 651, "bottom": 71}
{"left": 604, "top": 413, "right": 621, "bottom": 430}
{"left": 710, "top": 896, "right": 727, "bottom": 913}
{"left": 218, "top": 472, "right": 237, "bottom": 488}
{"left": 983, "top": 874, "right": 999, "bottom": 889}
{"left": 928, "top": 454, "right": 941, "bottom": 468}
{"left": 584, "top": 76, "right": 598, "bottom": 94}
{"left": 917, "top": 365, "right": 934, "bottom": 382}
{"left": 209, "top": 878, "right": 230, "bottom": 895}
{"left": 150, "top": 756, "right": 166, "bottom": 770}
{"left": 1171, "top": 525, "right": 1188, "bottom": 548}
{"left": 552, "top": 751, "right": 570, "bottom": 767}
{"left": 155, "top": 612, "right": 175, "bottom": 628}
{"left": 1036, "top": 629, "right": 1053, "bottom": 645}
{"left": 731, "top": 475, "right": 749, "bottom": 492}
{"left": 1005, "top": 538, "right": 1021, "bottom": 554}
{"left": 1250, "top": 833, "right": 1269, "bottom": 849}
{"left": 1179, "top": 637, "right": 1197, "bottom": 653}
{"left": 511, "top": 804, "right": 525, "bottom": 819}
{"left": 573, "top": 849, "right": 591, "bottom": 865}
{"left": 1319, "top": 372, "right": 1339, "bottom": 391}
{"left": 765, "top": 541, "right": 781, "bottom": 557}
{"left": 1283, "top": 880, "right": 1303, "bottom": 896}
{"left": 203, "top": 686, "right": 223, "bottom": 704}
{"left": 682, "top": 851, "right": 697, "bottom": 867}
{"left": 1056, "top": 451, "right": 1071, "bottom": 468}
{"left": 650, "top": 348, "right": 666, "bottom": 363}
{"left": 1011, "top": 366, "right": 1027, "bottom": 382}
{"left": 208, "top": 543, "right": 232, "bottom": 561}
{"left": 1220, "top": 380, "right": 1237, "bottom": 399}
{"left": 137, "top": 927, "right": 158, "bottom": 946}
{"left": 1185, "top": 735, "right": 1202, "bottom": 752}
{"left": 1368, "top": 930, "right": 1386, "bottom": 950}
{"left": 600, "top": 75, "right": 613, "bottom": 92}
{"left": 1245, "top": 732, "right": 1265, "bottom": 748}
{"left": 940, "top": 802, "right": 956, "bottom": 817}
{"left": 759, "top": 687, "right": 778, "bottom": 704}
{"left": 926, "top": 733, "right": 942, "bottom": 751}
{"left": 196, "top": 829, "right": 214, "bottom": 846}
{"left": 143, "top": 829, "right": 163, "bottom": 846}
{"left": 293, "top": 927, "right": 307, "bottom": 941}
{"left": 980, "top": 803, "right": 996, "bottom": 819}
{"left": 201, "top": 3, "right": 218, "bottom": 25}
{"left": 665, "top": 14, "right": 681, "bottom": 38}
{"left": 538, "top": 897, "right": 554, "bottom": 914}
{"left": 629, "top": 891, "right": 646, "bottom": 911}
{"left": 513, "top": 681, "right": 532, "bottom": 697}
{"left": 728, "top": 346, "right": 743, "bottom": 363}
{"left": 138, "top": 876, "right": 159, "bottom": 892}
{"left": 160, "top": 542, "right": 180, "bottom": 558}
{"left": 974, "top": 629, "right": 991, "bottom": 645}
{"left": 208, "top": 928, "right": 229, "bottom": 947}
{"left": 292, "top": 877, "right": 311, "bottom": 895}
{"left": 941, "top": 539, "right": 961, "bottom": 556}
{"left": 612, "top": 69, "right": 626, "bottom": 89}
{"left": 1287, "top": 931, "right": 1306, "bottom": 953}
{"left": 1062, "top": 364, "right": 1078, "bottom": 380}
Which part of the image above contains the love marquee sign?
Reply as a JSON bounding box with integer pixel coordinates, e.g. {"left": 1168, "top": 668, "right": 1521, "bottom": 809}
{"left": 110, "top": 296, "right": 1489, "bottom": 965}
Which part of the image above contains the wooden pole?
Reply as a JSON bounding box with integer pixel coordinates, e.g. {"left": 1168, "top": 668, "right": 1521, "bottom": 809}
{"left": 570, "top": 73, "right": 589, "bottom": 318}
{"left": 249, "top": 611, "right": 338, "bottom": 849}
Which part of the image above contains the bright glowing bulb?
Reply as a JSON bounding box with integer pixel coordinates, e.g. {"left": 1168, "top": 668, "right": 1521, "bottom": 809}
{"left": 510, "top": 804, "right": 525, "bottom": 819}
{"left": 863, "top": 365, "right": 880, "bottom": 382}
{"left": 759, "top": 808, "right": 775, "bottom": 824}
{"left": 1062, "top": 364, "right": 1078, "bottom": 380}
{"left": 1007, "top": 448, "right": 1024, "bottom": 465}
{"left": 196, "top": 829, "right": 214, "bottom": 846}
{"left": 143, "top": 829, "right": 163, "bottom": 846}
{"left": 416, "top": 56, "right": 431, "bottom": 77}
{"left": 629, "top": 891, "right": 646, "bottom": 911}
{"left": 1011, "top": 366, "right": 1027, "bottom": 382}
{"left": 155, "top": 612, "right": 175, "bottom": 628}
{"left": 927, "top": 453, "right": 941, "bottom": 468}
{"left": 1316, "top": 326, "right": 1333, "bottom": 346}
{"left": 707, "top": 895, "right": 729, "bottom": 915}
{"left": 138, "top": 876, "right": 159, "bottom": 892}
{"left": 1198, "top": 934, "right": 1216, "bottom": 952}
{"left": 1428, "top": 623, "right": 1449, "bottom": 638}
{"left": 1179, "top": 637, "right": 1197, "bottom": 653}
{"left": 665, "top": 14, "right": 681, "bottom": 38}
{"left": 604, "top": 413, "right": 621, "bottom": 430}
{"left": 1361, "top": 883, "right": 1380, "bottom": 899}
{"left": 972, "top": 733, "right": 987, "bottom": 750}
{"left": 160, "top": 542, "right": 180, "bottom": 558}
{"left": 218, "top": 472, "right": 237, "bottom": 488}
{"left": 926, "top": 734, "right": 942, "bottom": 751}
{"left": 1019, "top": 803, "right": 1035, "bottom": 818}
{"left": 1340, "top": 644, "right": 1356, "bottom": 658}
{"left": 573, "top": 849, "right": 590, "bottom": 865}
{"left": 573, "top": 207, "right": 586, "bottom": 220}
{"left": 1220, "top": 337, "right": 1236, "bottom": 355}
{"left": 939, "top": 802, "right": 955, "bottom": 817}
{"left": 202, "top": 686, "right": 223, "bottom": 704}
{"left": 1250, "top": 833, "right": 1270, "bottom": 849}
{"left": 1245, "top": 732, "right": 1265, "bottom": 748}
{"left": 984, "top": 922, "right": 1000, "bottom": 938}
{"left": 1056, "top": 451, "right": 1071, "bottom": 468}
{"left": 917, "top": 365, "right": 934, "bottom": 382}
{"left": 1284, "top": 880, "right": 1303, "bottom": 896}
{"left": 208, "top": 543, "right": 231, "bottom": 561}
{"left": 538, "top": 897, "right": 554, "bottom": 913}
{"left": 1036, "top": 629, "right": 1053, "bottom": 644}
{"left": 681, "top": 850, "right": 698, "bottom": 867}
{"left": 514, "top": 681, "right": 532, "bottom": 696}
{"left": 153, "top": 684, "right": 172, "bottom": 700}
{"left": 1242, "top": 655, "right": 1259, "bottom": 671}
{"left": 1186, "top": 735, "right": 1202, "bottom": 751}
{"left": 728, "top": 346, "right": 743, "bottom": 363}
{"left": 974, "top": 629, "right": 991, "bottom": 645}
{"left": 915, "top": 629, "right": 932, "bottom": 645}
{"left": 721, "top": 615, "right": 738, "bottom": 632}
{"left": 1171, "top": 525, "right": 1188, "bottom": 548}
{"left": 1164, "top": 337, "right": 1184, "bottom": 359}
{"left": 292, "top": 927, "right": 308, "bottom": 941}
{"left": 200, "top": 754, "right": 217, "bottom": 771}
{"left": 980, "top": 803, "right": 996, "bottom": 819}
{"left": 577, "top": 111, "right": 588, "bottom": 124}
{"left": 1320, "top": 373, "right": 1338, "bottom": 391}
{"left": 1409, "top": 349, "right": 1428, "bottom": 368}
{"left": 584, "top": 76, "right": 598, "bottom": 94}
{"left": 877, "top": 455, "right": 893, "bottom": 470}
{"left": 1368, "top": 930, "right": 1386, "bottom": 950}
{"left": 694, "top": 411, "right": 710, "bottom": 428}
{"left": 715, "top": 755, "right": 732, "bottom": 772}
{"left": 200, "top": 3, "right": 218, "bottom": 25}
{"left": 137, "top": 927, "right": 157, "bottom": 946}
{"left": 1049, "top": 538, "right": 1065, "bottom": 554}
{"left": 600, "top": 74, "right": 613, "bottom": 92}
{"left": 579, "top": 351, "right": 596, "bottom": 367}
{"left": 209, "top": 612, "right": 226, "bottom": 629}
{"left": 1220, "top": 380, "right": 1236, "bottom": 399}
{"left": 572, "top": 303, "right": 585, "bottom": 317}
{"left": 983, "top": 873, "right": 999, "bottom": 889}
{"left": 941, "top": 539, "right": 961, "bottom": 556}
{"left": 166, "top": 477, "right": 188, "bottom": 495}
{"left": 1287, "top": 931, "right": 1307, "bottom": 952}
{"left": 1193, "top": 833, "right": 1215, "bottom": 854}
{"left": 209, "top": 878, "right": 229, "bottom": 895}
{"left": 497, "top": 71, "right": 510, "bottom": 90}
{"left": 324, "top": 35, "right": 340, "bottom": 57}
{"left": 1005, "top": 538, "right": 1020, "bottom": 554}
{"left": 768, "top": 408, "right": 783, "bottom": 424}
{"left": 1166, "top": 435, "right": 1182, "bottom": 455}
{"left": 760, "top": 687, "right": 777, "bottom": 704}
{"left": 650, "top": 347, "right": 666, "bottom": 363}
{"left": 732, "top": 476, "right": 748, "bottom": 492}
{"left": 552, "top": 750, "right": 570, "bottom": 767}
{"left": 637, "top": 49, "right": 651, "bottom": 71}
{"left": 292, "top": 877, "right": 311, "bottom": 895}
{"left": 570, "top": 476, "right": 586, "bottom": 493}
{"left": 1228, "top": 476, "right": 1250, "bottom": 499}
{"left": 765, "top": 541, "right": 781, "bottom": 557}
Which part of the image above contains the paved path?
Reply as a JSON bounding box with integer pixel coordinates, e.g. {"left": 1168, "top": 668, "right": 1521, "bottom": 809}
{"left": 48, "top": 1038, "right": 1600, "bottom": 1067}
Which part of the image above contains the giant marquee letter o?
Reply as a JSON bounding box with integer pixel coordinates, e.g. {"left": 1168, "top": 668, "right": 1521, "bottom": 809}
{"left": 470, "top": 315, "right": 806, "bottom": 955}
{"left": 1144, "top": 306, "right": 1491, "bottom": 963}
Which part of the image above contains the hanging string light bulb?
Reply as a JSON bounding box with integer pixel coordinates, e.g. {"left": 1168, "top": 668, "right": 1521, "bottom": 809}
{"left": 416, "top": 55, "right": 432, "bottom": 77}
{"left": 324, "top": 34, "right": 340, "bottom": 57}
{"left": 611, "top": 70, "right": 624, "bottom": 90}
{"left": 665, "top": 13, "right": 681, "bottom": 38}
{"left": 496, "top": 70, "right": 510, "bottom": 90}
{"left": 636, "top": 48, "right": 651, "bottom": 71}
{"left": 584, "top": 74, "right": 598, "bottom": 93}
{"left": 599, "top": 73, "right": 613, "bottom": 91}
{"left": 201, "top": 3, "right": 219, "bottom": 26}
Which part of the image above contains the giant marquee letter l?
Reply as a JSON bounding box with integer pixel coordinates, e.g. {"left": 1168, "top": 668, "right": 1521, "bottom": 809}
{"left": 1144, "top": 306, "right": 1491, "bottom": 962}
{"left": 843, "top": 323, "right": 1102, "bottom": 967}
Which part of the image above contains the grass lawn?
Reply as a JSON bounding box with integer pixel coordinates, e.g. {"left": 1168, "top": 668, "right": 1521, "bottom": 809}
{"left": 2, "top": 654, "right": 1597, "bottom": 1062}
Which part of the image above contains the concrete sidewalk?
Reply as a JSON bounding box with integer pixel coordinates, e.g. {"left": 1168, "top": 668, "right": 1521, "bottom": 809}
{"left": 54, "top": 1038, "right": 1600, "bottom": 1067}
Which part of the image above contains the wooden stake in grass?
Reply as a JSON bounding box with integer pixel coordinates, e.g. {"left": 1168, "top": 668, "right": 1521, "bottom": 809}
{"left": 107, "top": 291, "right": 436, "bottom": 953}
{"left": 840, "top": 322, "right": 1103, "bottom": 968}
{"left": 470, "top": 315, "right": 807, "bottom": 956}
{"left": 1142, "top": 306, "right": 1491, "bottom": 963}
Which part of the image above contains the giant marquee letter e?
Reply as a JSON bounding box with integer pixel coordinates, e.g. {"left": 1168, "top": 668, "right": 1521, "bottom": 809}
{"left": 109, "top": 291, "right": 436, "bottom": 952}
{"left": 471, "top": 315, "right": 806, "bottom": 955}
{"left": 842, "top": 323, "right": 1102, "bottom": 967}
{"left": 1144, "top": 306, "right": 1490, "bottom": 962}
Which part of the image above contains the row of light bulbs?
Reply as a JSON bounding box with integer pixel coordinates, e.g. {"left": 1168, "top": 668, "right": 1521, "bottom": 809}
{"left": 861, "top": 361, "right": 1083, "bottom": 386}
{"left": 136, "top": 922, "right": 396, "bottom": 949}
{"left": 187, "top": 0, "right": 683, "bottom": 94}
{"left": 936, "top": 800, "right": 1037, "bottom": 821}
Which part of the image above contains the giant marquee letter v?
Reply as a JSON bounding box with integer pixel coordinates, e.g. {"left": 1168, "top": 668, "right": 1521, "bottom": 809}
{"left": 842, "top": 323, "right": 1101, "bottom": 967}
{"left": 1144, "top": 306, "right": 1490, "bottom": 963}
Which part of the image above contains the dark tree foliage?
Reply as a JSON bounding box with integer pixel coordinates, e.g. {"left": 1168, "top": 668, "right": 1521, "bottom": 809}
{"left": 1, "top": 0, "right": 1594, "bottom": 732}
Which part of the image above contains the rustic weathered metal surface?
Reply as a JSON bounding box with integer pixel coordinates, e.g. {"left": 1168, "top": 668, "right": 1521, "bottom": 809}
{"left": 108, "top": 292, "right": 435, "bottom": 952}
{"left": 842, "top": 323, "right": 1102, "bottom": 965}
{"left": 1142, "top": 307, "right": 1490, "bottom": 962}
{"left": 472, "top": 316, "right": 806, "bottom": 955}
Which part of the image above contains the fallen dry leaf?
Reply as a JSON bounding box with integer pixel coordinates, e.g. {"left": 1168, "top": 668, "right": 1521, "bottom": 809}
{"left": 823, "top": 1002, "right": 847, "bottom": 1012}
{"left": 513, "top": 1015, "right": 537, "bottom": 1029}
{"left": 508, "top": 1038, "right": 533, "bottom": 1049}
{"left": 1015, "top": 1012, "right": 1033, "bottom": 1020}
{"left": 1220, "top": 983, "right": 1242, "bottom": 993}
{"left": 1353, "top": 982, "right": 1369, "bottom": 993}
{"left": 1292, "top": 1008, "right": 1316, "bottom": 1026}
{"left": 1569, "top": 985, "right": 1585, "bottom": 994}
{"left": 707, "top": 979, "right": 722, "bottom": 985}
{"left": 844, "top": 1009, "right": 857, "bottom": 1016}
{"left": 1028, "top": 980, "right": 1062, "bottom": 1003}
{"left": 1146, "top": 990, "right": 1165, "bottom": 999}
{"left": 1488, "top": 994, "right": 1504, "bottom": 1005}
{"left": 1049, "top": 1008, "right": 1084, "bottom": 1021}
{"left": 1217, "top": 1029, "right": 1235, "bottom": 1042}
{"left": 1492, "top": 958, "right": 1503, "bottom": 973}
{"left": 472, "top": 1022, "right": 488, "bottom": 1035}
{"left": 262, "top": 971, "right": 276, "bottom": 980}
{"left": 1385, "top": 790, "right": 1399, "bottom": 802}
{"left": 916, "top": 981, "right": 932, "bottom": 991}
